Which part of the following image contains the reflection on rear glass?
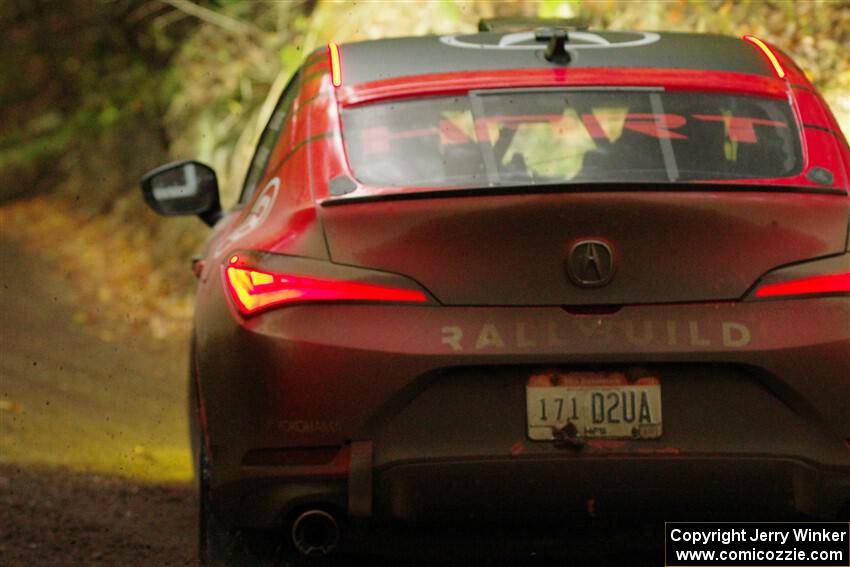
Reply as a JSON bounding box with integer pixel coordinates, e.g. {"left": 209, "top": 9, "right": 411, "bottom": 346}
{"left": 341, "top": 90, "right": 801, "bottom": 188}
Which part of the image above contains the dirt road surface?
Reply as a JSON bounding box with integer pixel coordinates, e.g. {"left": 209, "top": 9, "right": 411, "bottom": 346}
{"left": 0, "top": 236, "right": 195, "bottom": 566}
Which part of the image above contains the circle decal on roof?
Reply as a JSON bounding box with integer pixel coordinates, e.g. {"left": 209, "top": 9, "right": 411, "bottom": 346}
{"left": 439, "top": 31, "right": 660, "bottom": 50}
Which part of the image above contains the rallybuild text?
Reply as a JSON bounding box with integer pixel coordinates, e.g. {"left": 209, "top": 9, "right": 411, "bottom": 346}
{"left": 665, "top": 522, "right": 850, "bottom": 567}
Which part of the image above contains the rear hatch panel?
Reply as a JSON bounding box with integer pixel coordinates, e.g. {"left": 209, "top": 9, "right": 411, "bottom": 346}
{"left": 320, "top": 189, "right": 849, "bottom": 305}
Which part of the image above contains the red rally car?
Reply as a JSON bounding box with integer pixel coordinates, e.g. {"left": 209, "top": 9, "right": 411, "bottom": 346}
{"left": 141, "top": 20, "right": 850, "bottom": 564}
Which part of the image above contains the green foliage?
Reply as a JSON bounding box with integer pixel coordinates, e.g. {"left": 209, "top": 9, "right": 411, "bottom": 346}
{"left": 0, "top": 0, "right": 189, "bottom": 198}
{"left": 0, "top": 118, "right": 73, "bottom": 171}
{"left": 538, "top": 1, "right": 580, "bottom": 19}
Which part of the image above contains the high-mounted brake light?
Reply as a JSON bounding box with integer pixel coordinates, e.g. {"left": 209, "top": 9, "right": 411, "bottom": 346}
{"left": 754, "top": 271, "right": 850, "bottom": 299}
{"left": 742, "top": 35, "right": 786, "bottom": 79}
{"left": 328, "top": 42, "right": 342, "bottom": 87}
{"left": 224, "top": 265, "right": 428, "bottom": 316}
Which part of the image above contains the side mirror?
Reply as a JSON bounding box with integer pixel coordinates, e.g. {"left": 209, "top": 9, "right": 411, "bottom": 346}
{"left": 140, "top": 160, "right": 222, "bottom": 226}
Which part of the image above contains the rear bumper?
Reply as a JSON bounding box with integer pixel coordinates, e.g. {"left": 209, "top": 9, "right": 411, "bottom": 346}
{"left": 194, "top": 292, "right": 850, "bottom": 527}
{"left": 215, "top": 453, "right": 850, "bottom": 527}
{"left": 376, "top": 455, "right": 850, "bottom": 522}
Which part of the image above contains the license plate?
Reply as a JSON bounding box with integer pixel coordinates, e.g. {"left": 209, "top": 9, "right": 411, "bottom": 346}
{"left": 526, "top": 371, "right": 662, "bottom": 440}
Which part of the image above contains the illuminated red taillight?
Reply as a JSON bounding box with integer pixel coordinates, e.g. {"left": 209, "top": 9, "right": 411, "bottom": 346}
{"left": 224, "top": 265, "right": 427, "bottom": 315}
{"left": 742, "top": 35, "right": 786, "bottom": 79}
{"left": 754, "top": 271, "right": 850, "bottom": 299}
{"left": 328, "top": 42, "right": 342, "bottom": 87}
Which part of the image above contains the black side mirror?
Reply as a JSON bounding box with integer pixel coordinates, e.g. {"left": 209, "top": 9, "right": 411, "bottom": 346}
{"left": 140, "top": 160, "right": 222, "bottom": 226}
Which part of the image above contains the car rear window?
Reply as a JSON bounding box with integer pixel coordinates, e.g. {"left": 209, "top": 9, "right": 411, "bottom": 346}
{"left": 341, "top": 90, "right": 802, "bottom": 188}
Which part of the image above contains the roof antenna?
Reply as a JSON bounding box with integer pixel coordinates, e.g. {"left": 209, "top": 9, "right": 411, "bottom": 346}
{"left": 535, "top": 28, "right": 571, "bottom": 64}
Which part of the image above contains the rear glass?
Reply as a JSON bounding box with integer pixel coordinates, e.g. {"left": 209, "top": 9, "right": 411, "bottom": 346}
{"left": 341, "top": 90, "right": 802, "bottom": 188}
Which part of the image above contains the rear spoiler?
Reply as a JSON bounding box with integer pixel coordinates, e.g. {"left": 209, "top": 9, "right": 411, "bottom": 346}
{"left": 321, "top": 182, "right": 847, "bottom": 207}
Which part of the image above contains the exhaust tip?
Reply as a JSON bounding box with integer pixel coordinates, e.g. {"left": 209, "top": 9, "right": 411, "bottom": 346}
{"left": 291, "top": 509, "right": 340, "bottom": 557}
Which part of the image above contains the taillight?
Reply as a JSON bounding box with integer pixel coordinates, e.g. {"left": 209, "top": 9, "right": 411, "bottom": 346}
{"left": 753, "top": 271, "right": 850, "bottom": 299}
{"left": 224, "top": 265, "right": 428, "bottom": 316}
{"left": 328, "top": 42, "right": 342, "bottom": 87}
{"left": 742, "top": 35, "right": 786, "bottom": 79}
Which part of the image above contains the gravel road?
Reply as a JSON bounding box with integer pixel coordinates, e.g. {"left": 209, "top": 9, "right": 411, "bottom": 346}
{"left": 0, "top": 236, "right": 195, "bottom": 566}
{"left": 0, "top": 463, "right": 194, "bottom": 566}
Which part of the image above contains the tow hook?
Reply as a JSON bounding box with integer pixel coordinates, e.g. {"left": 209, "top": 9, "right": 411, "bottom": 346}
{"left": 552, "top": 421, "right": 585, "bottom": 451}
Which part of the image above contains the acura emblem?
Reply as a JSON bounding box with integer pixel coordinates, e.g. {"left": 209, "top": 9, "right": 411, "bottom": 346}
{"left": 567, "top": 240, "right": 615, "bottom": 288}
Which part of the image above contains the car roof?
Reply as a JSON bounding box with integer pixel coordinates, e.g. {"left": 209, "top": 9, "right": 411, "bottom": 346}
{"left": 336, "top": 31, "right": 776, "bottom": 86}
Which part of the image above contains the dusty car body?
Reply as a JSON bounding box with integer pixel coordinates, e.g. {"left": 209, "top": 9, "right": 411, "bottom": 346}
{"left": 141, "top": 22, "right": 850, "bottom": 563}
